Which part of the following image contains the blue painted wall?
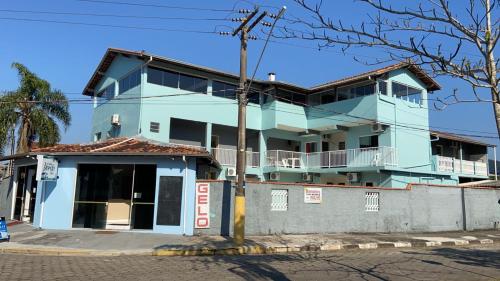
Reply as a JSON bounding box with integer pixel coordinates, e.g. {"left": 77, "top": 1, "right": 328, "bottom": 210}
{"left": 88, "top": 57, "right": 485, "bottom": 186}
{"left": 91, "top": 55, "right": 144, "bottom": 140}
{"left": 32, "top": 155, "right": 198, "bottom": 234}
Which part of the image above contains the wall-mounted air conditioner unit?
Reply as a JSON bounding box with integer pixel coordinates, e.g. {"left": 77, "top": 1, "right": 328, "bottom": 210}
{"left": 347, "top": 172, "right": 359, "bottom": 183}
{"left": 226, "top": 167, "right": 237, "bottom": 177}
{"left": 302, "top": 173, "right": 312, "bottom": 182}
{"left": 269, "top": 172, "right": 280, "bottom": 181}
{"left": 111, "top": 114, "right": 120, "bottom": 126}
{"left": 371, "top": 123, "right": 385, "bottom": 133}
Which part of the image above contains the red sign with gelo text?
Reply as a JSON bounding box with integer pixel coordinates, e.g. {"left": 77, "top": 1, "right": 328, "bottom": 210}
{"left": 195, "top": 183, "right": 210, "bottom": 229}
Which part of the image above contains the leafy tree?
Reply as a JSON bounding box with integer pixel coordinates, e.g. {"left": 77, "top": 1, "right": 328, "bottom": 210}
{"left": 0, "top": 63, "right": 71, "bottom": 154}
{"left": 282, "top": 0, "right": 499, "bottom": 136}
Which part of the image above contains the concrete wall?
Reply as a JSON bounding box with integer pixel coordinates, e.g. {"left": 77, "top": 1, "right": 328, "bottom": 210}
{"left": 0, "top": 176, "right": 13, "bottom": 218}
{"left": 196, "top": 181, "right": 500, "bottom": 236}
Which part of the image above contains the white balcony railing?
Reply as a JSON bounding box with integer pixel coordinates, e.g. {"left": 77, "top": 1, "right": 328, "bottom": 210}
{"left": 266, "top": 150, "right": 307, "bottom": 168}
{"left": 435, "top": 155, "right": 488, "bottom": 176}
{"left": 211, "top": 148, "right": 260, "bottom": 168}
{"left": 266, "top": 146, "right": 397, "bottom": 169}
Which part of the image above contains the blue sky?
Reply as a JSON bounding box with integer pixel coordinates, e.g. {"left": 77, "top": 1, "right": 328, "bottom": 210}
{"left": 1, "top": 0, "right": 498, "bottom": 154}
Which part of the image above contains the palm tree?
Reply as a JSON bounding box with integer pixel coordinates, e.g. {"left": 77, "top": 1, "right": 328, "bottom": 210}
{"left": 0, "top": 62, "right": 71, "bottom": 154}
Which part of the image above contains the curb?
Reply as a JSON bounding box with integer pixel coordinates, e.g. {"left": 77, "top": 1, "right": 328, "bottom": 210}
{"left": 152, "top": 238, "right": 499, "bottom": 256}
{"left": 0, "top": 246, "right": 153, "bottom": 256}
{"left": 0, "top": 238, "right": 497, "bottom": 257}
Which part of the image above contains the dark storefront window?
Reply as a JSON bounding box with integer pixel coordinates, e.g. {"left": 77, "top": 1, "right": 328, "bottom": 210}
{"left": 156, "top": 176, "right": 183, "bottom": 226}
{"left": 73, "top": 164, "right": 157, "bottom": 230}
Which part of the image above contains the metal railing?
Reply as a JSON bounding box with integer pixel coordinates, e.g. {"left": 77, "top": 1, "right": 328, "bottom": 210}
{"left": 211, "top": 148, "right": 260, "bottom": 168}
{"left": 266, "top": 146, "right": 397, "bottom": 169}
{"left": 435, "top": 155, "right": 488, "bottom": 176}
{"left": 265, "top": 150, "right": 307, "bottom": 168}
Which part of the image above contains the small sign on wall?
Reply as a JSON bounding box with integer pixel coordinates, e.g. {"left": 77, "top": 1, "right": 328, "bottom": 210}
{"left": 304, "top": 187, "right": 322, "bottom": 204}
{"left": 36, "top": 155, "right": 58, "bottom": 181}
{"left": 194, "top": 183, "right": 210, "bottom": 228}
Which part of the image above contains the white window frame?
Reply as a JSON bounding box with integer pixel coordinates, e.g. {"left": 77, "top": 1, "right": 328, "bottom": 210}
{"left": 365, "top": 192, "right": 380, "bottom": 212}
{"left": 271, "top": 189, "right": 288, "bottom": 211}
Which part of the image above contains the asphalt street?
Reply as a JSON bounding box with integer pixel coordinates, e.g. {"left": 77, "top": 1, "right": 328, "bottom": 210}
{"left": 1, "top": 245, "right": 499, "bottom": 281}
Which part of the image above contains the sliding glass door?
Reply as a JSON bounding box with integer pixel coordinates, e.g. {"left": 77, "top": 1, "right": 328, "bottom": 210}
{"left": 73, "top": 164, "right": 156, "bottom": 230}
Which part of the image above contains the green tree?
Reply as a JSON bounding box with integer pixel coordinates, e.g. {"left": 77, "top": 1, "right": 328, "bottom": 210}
{"left": 0, "top": 63, "right": 71, "bottom": 154}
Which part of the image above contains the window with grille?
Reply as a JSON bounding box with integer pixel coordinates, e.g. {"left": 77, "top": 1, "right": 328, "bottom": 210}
{"left": 271, "top": 189, "right": 288, "bottom": 211}
{"left": 150, "top": 122, "right": 160, "bottom": 133}
{"left": 365, "top": 192, "right": 379, "bottom": 212}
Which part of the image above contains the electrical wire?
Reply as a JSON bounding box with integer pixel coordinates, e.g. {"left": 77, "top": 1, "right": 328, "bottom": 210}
{"left": 1, "top": 89, "right": 497, "bottom": 140}
{"left": 0, "top": 9, "right": 229, "bottom": 22}
{"left": 77, "top": 0, "right": 235, "bottom": 12}
{"left": 0, "top": 17, "right": 219, "bottom": 34}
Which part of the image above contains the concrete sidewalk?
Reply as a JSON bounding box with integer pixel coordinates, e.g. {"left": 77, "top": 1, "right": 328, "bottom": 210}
{"left": 1, "top": 222, "right": 499, "bottom": 256}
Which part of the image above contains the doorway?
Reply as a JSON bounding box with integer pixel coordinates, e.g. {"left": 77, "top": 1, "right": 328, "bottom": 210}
{"left": 72, "top": 164, "right": 157, "bottom": 230}
{"left": 13, "top": 165, "right": 37, "bottom": 222}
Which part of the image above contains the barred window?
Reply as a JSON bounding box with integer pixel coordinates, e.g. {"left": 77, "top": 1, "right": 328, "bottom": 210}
{"left": 365, "top": 192, "right": 379, "bottom": 212}
{"left": 271, "top": 189, "right": 288, "bottom": 211}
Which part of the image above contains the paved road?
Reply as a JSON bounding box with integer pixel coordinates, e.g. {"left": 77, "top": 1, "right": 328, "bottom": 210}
{"left": 1, "top": 245, "right": 499, "bottom": 281}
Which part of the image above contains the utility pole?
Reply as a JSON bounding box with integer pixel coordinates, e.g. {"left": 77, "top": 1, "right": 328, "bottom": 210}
{"left": 231, "top": 8, "right": 267, "bottom": 246}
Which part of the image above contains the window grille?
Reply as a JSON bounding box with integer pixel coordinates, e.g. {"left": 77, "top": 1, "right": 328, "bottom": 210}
{"left": 271, "top": 189, "right": 288, "bottom": 211}
{"left": 365, "top": 192, "right": 379, "bottom": 212}
{"left": 150, "top": 122, "right": 160, "bottom": 133}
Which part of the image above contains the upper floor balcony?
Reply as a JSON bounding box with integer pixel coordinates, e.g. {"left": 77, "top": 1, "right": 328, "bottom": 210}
{"left": 210, "top": 146, "right": 398, "bottom": 171}
{"left": 266, "top": 146, "right": 397, "bottom": 170}
{"left": 434, "top": 155, "right": 488, "bottom": 177}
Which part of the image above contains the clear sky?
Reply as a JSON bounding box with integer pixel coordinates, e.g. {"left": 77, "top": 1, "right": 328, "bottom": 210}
{"left": 1, "top": 0, "right": 498, "bottom": 155}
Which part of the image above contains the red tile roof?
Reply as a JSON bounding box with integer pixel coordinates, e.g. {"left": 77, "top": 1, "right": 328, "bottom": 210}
{"left": 83, "top": 48, "right": 441, "bottom": 96}
{"left": 1, "top": 137, "right": 213, "bottom": 161}
{"left": 33, "top": 137, "right": 208, "bottom": 155}
{"left": 311, "top": 62, "right": 441, "bottom": 91}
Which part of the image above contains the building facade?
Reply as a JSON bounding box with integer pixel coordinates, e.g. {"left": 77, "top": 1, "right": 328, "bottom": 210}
{"left": 2, "top": 138, "right": 216, "bottom": 234}
{"left": 85, "top": 48, "right": 492, "bottom": 188}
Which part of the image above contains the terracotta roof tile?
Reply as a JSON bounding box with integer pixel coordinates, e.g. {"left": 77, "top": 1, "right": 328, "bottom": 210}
{"left": 311, "top": 62, "right": 441, "bottom": 92}
{"left": 31, "top": 137, "right": 209, "bottom": 156}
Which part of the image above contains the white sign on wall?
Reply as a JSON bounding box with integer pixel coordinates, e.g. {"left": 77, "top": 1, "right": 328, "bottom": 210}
{"left": 36, "top": 155, "right": 58, "bottom": 181}
{"left": 304, "top": 187, "right": 322, "bottom": 204}
{"left": 194, "top": 182, "right": 210, "bottom": 229}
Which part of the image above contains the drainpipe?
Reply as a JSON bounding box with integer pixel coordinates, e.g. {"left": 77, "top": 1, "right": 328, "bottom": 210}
{"left": 137, "top": 55, "right": 154, "bottom": 135}
{"left": 494, "top": 146, "right": 498, "bottom": 180}
{"left": 430, "top": 135, "right": 439, "bottom": 170}
{"left": 182, "top": 155, "right": 188, "bottom": 235}
{"left": 39, "top": 181, "right": 45, "bottom": 229}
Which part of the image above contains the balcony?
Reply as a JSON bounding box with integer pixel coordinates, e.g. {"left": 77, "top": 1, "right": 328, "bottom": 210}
{"left": 266, "top": 147, "right": 397, "bottom": 169}
{"left": 212, "top": 148, "right": 260, "bottom": 168}
{"left": 435, "top": 155, "right": 488, "bottom": 176}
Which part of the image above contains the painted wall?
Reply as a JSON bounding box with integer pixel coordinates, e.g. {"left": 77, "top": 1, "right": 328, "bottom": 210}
{"left": 30, "top": 155, "right": 197, "bottom": 235}
{"left": 91, "top": 55, "right": 144, "bottom": 140}
{"left": 197, "top": 181, "right": 500, "bottom": 235}
{"left": 88, "top": 59, "right": 482, "bottom": 186}
{"left": 377, "top": 69, "right": 432, "bottom": 174}
{"left": 0, "top": 176, "right": 14, "bottom": 218}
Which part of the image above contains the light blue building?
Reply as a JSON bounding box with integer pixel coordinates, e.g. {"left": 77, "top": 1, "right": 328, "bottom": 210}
{"left": 2, "top": 138, "right": 216, "bottom": 234}
{"left": 85, "top": 48, "right": 492, "bottom": 188}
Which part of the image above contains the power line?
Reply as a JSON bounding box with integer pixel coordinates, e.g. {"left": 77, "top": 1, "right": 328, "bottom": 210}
{"left": 0, "top": 9, "right": 229, "bottom": 22}
{"left": 77, "top": 0, "right": 235, "bottom": 12}
{"left": 0, "top": 17, "right": 218, "bottom": 34}
{"left": 1, "top": 90, "right": 497, "bottom": 140}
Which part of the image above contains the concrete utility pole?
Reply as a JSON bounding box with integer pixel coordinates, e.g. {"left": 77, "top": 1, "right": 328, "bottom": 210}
{"left": 231, "top": 8, "right": 266, "bottom": 246}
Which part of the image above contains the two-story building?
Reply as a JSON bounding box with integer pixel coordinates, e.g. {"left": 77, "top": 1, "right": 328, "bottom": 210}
{"left": 85, "top": 48, "right": 493, "bottom": 188}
